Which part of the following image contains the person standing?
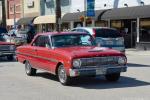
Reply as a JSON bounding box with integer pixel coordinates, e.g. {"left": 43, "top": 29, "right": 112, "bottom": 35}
{"left": 26, "top": 24, "right": 35, "bottom": 43}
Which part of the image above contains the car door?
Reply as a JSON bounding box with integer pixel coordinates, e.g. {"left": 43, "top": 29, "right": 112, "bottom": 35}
{"left": 27, "top": 36, "right": 41, "bottom": 69}
{"left": 35, "top": 35, "right": 56, "bottom": 72}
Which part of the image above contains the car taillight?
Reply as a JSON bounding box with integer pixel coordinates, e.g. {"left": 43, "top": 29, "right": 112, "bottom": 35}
{"left": 92, "top": 29, "right": 96, "bottom": 38}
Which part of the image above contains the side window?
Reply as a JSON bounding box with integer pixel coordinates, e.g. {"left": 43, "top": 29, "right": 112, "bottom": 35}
{"left": 32, "top": 35, "right": 51, "bottom": 48}
{"left": 32, "top": 36, "right": 41, "bottom": 46}
{"left": 76, "top": 29, "right": 83, "bottom": 32}
{"left": 44, "top": 36, "right": 51, "bottom": 48}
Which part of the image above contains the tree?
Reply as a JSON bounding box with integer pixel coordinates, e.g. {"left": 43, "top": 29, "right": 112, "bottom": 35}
{"left": 55, "top": 0, "right": 61, "bottom": 32}
{"left": 0, "top": 0, "right": 6, "bottom": 28}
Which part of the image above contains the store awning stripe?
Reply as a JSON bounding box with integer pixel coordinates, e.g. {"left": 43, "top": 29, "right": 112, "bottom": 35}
{"left": 62, "top": 10, "right": 106, "bottom": 22}
{"left": 33, "top": 15, "right": 56, "bottom": 24}
{"left": 17, "top": 17, "right": 36, "bottom": 25}
{"left": 101, "top": 5, "right": 150, "bottom": 20}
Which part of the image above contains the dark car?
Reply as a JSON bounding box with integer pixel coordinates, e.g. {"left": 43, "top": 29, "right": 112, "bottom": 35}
{"left": 0, "top": 27, "right": 16, "bottom": 60}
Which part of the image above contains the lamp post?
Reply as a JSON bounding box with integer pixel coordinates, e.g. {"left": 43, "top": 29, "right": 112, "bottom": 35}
{"left": 55, "top": 0, "right": 61, "bottom": 32}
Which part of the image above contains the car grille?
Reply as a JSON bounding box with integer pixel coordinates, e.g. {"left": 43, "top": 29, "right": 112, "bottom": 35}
{"left": 0, "top": 45, "right": 10, "bottom": 51}
{"left": 80, "top": 56, "right": 119, "bottom": 67}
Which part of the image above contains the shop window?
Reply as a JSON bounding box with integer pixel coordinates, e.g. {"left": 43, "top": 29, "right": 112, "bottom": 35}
{"left": 140, "top": 19, "right": 150, "bottom": 42}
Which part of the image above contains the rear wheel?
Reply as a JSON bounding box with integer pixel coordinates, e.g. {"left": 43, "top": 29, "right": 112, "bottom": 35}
{"left": 25, "top": 61, "right": 36, "bottom": 76}
{"left": 105, "top": 73, "right": 120, "bottom": 82}
{"left": 57, "top": 64, "right": 71, "bottom": 85}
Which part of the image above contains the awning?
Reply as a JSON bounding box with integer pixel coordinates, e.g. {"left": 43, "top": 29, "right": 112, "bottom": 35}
{"left": 6, "top": 18, "right": 19, "bottom": 25}
{"left": 33, "top": 15, "right": 56, "bottom": 24}
{"left": 17, "top": 17, "right": 36, "bottom": 25}
{"left": 101, "top": 5, "right": 150, "bottom": 20}
{"left": 62, "top": 10, "right": 106, "bottom": 22}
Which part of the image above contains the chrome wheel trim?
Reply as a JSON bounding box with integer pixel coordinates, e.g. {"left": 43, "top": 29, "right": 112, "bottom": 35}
{"left": 25, "top": 61, "right": 31, "bottom": 74}
{"left": 58, "top": 65, "right": 67, "bottom": 84}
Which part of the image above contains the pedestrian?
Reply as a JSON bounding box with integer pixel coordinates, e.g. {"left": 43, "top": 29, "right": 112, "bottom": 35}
{"left": 26, "top": 24, "right": 35, "bottom": 43}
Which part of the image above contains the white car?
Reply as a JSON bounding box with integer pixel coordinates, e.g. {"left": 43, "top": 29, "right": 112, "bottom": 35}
{"left": 71, "top": 27, "right": 125, "bottom": 53}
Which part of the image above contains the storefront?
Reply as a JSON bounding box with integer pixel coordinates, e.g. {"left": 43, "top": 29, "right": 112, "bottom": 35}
{"left": 100, "top": 5, "right": 150, "bottom": 49}
{"left": 33, "top": 15, "right": 56, "bottom": 32}
{"left": 61, "top": 10, "right": 106, "bottom": 30}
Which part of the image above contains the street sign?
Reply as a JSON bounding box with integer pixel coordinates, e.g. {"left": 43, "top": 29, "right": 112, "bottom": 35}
{"left": 86, "top": 0, "right": 95, "bottom": 17}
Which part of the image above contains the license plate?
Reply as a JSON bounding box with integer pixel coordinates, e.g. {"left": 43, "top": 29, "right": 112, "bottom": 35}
{"left": 96, "top": 68, "right": 107, "bottom": 75}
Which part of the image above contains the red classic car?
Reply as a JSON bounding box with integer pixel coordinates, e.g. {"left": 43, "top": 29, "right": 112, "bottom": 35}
{"left": 16, "top": 32, "right": 127, "bottom": 85}
{"left": 0, "top": 28, "right": 16, "bottom": 60}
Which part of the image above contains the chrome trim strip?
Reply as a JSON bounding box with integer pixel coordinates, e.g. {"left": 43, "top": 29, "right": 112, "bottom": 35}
{"left": 17, "top": 52, "right": 58, "bottom": 63}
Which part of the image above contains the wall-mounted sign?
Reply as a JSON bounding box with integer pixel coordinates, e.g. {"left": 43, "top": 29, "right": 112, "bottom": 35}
{"left": 86, "top": 0, "right": 95, "bottom": 17}
{"left": 27, "top": 0, "right": 34, "bottom": 8}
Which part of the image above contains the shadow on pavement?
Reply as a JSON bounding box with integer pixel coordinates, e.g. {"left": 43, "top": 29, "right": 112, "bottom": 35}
{"left": 36, "top": 72, "right": 58, "bottom": 81}
{"left": 35, "top": 72, "right": 150, "bottom": 89}
{"left": 127, "top": 63, "right": 150, "bottom": 67}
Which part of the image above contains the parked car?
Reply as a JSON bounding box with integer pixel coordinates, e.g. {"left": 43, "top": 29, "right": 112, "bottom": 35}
{"left": 8, "top": 29, "right": 27, "bottom": 46}
{"left": 0, "top": 27, "right": 16, "bottom": 60}
{"left": 16, "top": 32, "right": 127, "bottom": 85}
{"left": 71, "top": 27, "right": 125, "bottom": 53}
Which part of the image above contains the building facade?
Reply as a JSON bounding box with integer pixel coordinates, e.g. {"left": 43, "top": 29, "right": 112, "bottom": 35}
{"left": 0, "top": 1, "right": 2, "bottom": 23}
{"left": 7, "top": 0, "right": 22, "bottom": 27}
{"left": 5, "top": 0, "right": 150, "bottom": 49}
{"left": 23, "top": 0, "right": 40, "bottom": 17}
{"left": 71, "top": 0, "right": 150, "bottom": 12}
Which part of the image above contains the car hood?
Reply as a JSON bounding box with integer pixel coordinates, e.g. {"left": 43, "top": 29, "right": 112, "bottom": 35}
{"left": 54, "top": 46, "right": 124, "bottom": 59}
{"left": 0, "top": 41, "right": 15, "bottom": 45}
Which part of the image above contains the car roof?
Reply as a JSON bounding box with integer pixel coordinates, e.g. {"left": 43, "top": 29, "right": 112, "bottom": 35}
{"left": 37, "top": 32, "right": 89, "bottom": 36}
{"left": 73, "top": 27, "right": 117, "bottom": 30}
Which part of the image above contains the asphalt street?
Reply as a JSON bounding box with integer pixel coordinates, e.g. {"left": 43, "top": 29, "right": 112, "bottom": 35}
{"left": 0, "top": 50, "right": 150, "bottom": 100}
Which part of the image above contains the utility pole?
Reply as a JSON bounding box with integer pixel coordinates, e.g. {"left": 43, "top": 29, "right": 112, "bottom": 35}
{"left": 55, "top": 0, "right": 61, "bottom": 32}
{"left": 13, "top": 0, "right": 16, "bottom": 28}
{"left": 1, "top": 0, "right": 6, "bottom": 28}
{"left": 83, "top": 0, "right": 86, "bottom": 27}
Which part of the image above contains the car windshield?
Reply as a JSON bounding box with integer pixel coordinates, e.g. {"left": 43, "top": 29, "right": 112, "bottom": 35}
{"left": 94, "top": 28, "right": 122, "bottom": 38}
{"left": 51, "top": 34, "right": 96, "bottom": 48}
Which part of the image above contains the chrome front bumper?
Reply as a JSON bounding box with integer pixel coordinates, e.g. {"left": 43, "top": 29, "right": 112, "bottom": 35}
{"left": 69, "top": 66, "right": 127, "bottom": 77}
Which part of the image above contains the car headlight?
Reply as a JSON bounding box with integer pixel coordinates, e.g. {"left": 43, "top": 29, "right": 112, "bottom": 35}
{"left": 73, "top": 59, "right": 81, "bottom": 68}
{"left": 118, "top": 56, "right": 127, "bottom": 65}
{"left": 9, "top": 45, "right": 16, "bottom": 50}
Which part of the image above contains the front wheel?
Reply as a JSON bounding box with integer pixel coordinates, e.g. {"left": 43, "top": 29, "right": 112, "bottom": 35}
{"left": 25, "top": 61, "right": 36, "bottom": 76}
{"left": 57, "top": 64, "right": 71, "bottom": 85}
{"left": 105, "top": 73, "right": 120, "bottom": 82}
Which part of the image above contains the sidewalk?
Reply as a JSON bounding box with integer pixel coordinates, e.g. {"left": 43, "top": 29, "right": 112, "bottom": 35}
{"left": 126, "top": 48, "right": 150, "bottom": 56}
